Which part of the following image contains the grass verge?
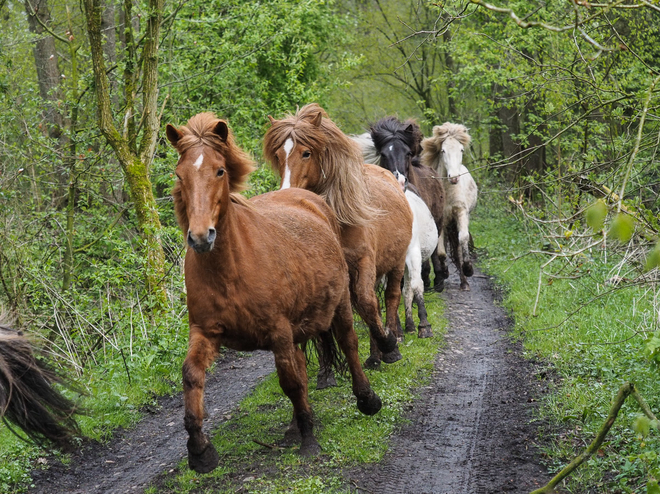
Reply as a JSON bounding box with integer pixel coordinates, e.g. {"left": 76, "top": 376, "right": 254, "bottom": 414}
{"left": 471, "top": 191, "right": 660, "bottom": 493}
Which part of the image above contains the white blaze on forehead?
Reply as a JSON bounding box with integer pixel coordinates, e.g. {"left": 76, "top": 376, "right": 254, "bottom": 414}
{"left": 193, "top": 153, "right": 204, "bottom": 170}
{"left": 280, "top": 138, "right": 294, "bottom": 190}
{"left": 389, "top": 145, "right": 393, "bottom": 151}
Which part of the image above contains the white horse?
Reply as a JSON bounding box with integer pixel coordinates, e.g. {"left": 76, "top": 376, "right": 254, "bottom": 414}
{"left": 421, "top": 123, "right": 477, "bottom": 291}
{"left": 400, "top": 183, "right": 438, "bottom": 337}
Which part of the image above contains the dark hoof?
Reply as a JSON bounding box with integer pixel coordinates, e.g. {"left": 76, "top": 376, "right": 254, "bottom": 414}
{"left": 418, "top": 324, "right": 433, "bottom": 338}
{"left": 441, "top": 267, "right": 450, "bottom": 279}
{"left": 460, "top": 282, "right": 470, "bottom": 291}
{"left": 188, "top": 442, "right": 219, "bottom": 474}
{"left": 357, "top": 390, "right": 382, "bottom": 416}
{"left": 316, "top": 371, "right": 337, "bottom": 390}
{"left": 376, "top": 330, "right": 398, "bottom": 354}
{"left": 363, "top": 356, "right": 381, "bottom": 370}
{"left": 299, "top": 438, "right": 321, "bottom": 457}
{"left": 382, "top": 347, "right": 402, "bottom": 364}
{"left": 433, "top": 279, "right": 445, "bottom": 293}
{"left": 404, "top": 320, "right": 416, "bottom": 334}
{"left": 462, "top": 262, "right": 474, "bottom": 277}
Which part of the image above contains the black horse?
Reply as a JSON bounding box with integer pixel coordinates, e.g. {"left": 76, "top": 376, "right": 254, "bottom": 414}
{"left": 0, "top": 322, "right": 82, "bottom": 450}
{"left": 366, "top": 117, "right": 447, "bottom": 292}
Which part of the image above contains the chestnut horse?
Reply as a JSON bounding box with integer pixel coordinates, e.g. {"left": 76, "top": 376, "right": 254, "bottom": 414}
{"left": 354, "top": 117, "right": 447, "bottom": 292}
{"left": 421, "top": 123, "right": 477, "bottom": 291}
{"left": 263, "top": 104, "right": 413, "bottom": 371}
{"left": 166, "top": 113, "right": 381, "bottom": 474}
{"left": 0, "top": 322, "right": 82, "bottom": 450}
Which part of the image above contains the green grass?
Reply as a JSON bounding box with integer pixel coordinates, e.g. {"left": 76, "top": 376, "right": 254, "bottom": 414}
{"left": 149, "top": 296, "right": 446, "bottom": 493}
{"left": 471, "top": 191, "right": 660, "bottom": 493}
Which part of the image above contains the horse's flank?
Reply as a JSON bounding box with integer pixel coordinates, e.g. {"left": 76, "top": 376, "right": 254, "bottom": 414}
{"left": 263, "top": 103, "right": 378, "bottom": 227}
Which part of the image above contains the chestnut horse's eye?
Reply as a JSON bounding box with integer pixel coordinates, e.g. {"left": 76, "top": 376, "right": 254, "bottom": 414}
{"left": 302, "top": 150, "right": 311, "bottom": 159}
{"left": 217, "top": 168, "right": 226, "bottom": 177}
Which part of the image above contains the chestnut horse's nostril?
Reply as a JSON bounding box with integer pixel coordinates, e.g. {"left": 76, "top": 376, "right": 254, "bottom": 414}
{"left": 207, "top": 228, "right": 216, "bottom": 244}
{"left": 187, "top": 230, "right": 195, "bottom": 248}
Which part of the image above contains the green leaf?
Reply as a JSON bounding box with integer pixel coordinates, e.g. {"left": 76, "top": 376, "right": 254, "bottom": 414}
{"left": 634, "top": 415, "right": 652, "bottom": 438}
{"left": 647, "top": 479, "right": 660, "bottom": 494}
{"left": 586, "top": 200, "right": 608, "bottom": 232}
{"left": 646, "top": 243, "right": 660, "bottom": 271}
{"left": 609, "top": 214, "right": 635, "bottom": 242}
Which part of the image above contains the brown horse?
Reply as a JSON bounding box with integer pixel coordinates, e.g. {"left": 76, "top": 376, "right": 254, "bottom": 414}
{"left": 166, "top": 113, "right": 382, "bottom": 474}
{"left": 356, "top": 117, "right": 447, "bottom": 292}
{"left": 263, "top": 104, "right": 413, "bottom": 370}
{"left": 0, "top": 322, "right": 82, "bottom": 450}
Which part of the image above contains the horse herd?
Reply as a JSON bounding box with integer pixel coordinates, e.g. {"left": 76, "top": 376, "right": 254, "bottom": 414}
{"left": 0, "top": 103, "right": 478, "bottom": 477}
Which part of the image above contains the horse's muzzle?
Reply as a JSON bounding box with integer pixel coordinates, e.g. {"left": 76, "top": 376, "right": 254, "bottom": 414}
{"left": 449, "top": 177, "right": 459, "bottom": 185}
{"left": 188, "top": 228, "right": 216, "bottom": 253}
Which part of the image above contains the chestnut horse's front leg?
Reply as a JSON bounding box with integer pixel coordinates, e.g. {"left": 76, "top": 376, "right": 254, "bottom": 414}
{"left": 183, "top": 327, "right": 220, "bottom": 473}
{"left": 273, "top": 337, "right": 320, "bottom": 456}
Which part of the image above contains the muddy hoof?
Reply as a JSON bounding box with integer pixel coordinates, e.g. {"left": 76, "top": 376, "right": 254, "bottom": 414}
{"left": 357, "top": 390, "right": 382, "bottom": 416}
{"left": 376, "top": 330, "right": 398, "bottom": 354}
{"left": 382, "top": 347, "right": 402, "bottom": 364}
{"left": 363, "top": 356, "right": 381, "bottom": 370}
{"left": 460, "top": 282, "right": 470, "bottom": 291}
{"left": 299, "top": 438, "right": 321, "bottom": 457}
{"left": 404, "top": 320, "right": 416, "bottom": 334}
{"left": 462, "top": 262, "right": 474, "bottom": 277}
{"left": 187, "top": 442, "right": 219, "bottom": 474}
{"left": 418, "top": 324, "right": 433, "bottom": 338}
{"left": 316, "top": 371, "right": 337, "bottom": 390}
{"left": 433, "top": 279, "right": 445, "bottom": 293}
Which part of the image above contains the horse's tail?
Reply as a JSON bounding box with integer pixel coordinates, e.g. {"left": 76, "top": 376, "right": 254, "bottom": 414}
{"left": 0, "top": 324, "right": 83, "bottom": 451}
{"left": 307, "top": 330, "right": 348, "bottom": 379}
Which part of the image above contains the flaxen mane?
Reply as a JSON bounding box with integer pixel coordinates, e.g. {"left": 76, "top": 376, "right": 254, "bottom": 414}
{"left": 421, "top": 122, "right": 471, "bottom": 169}
{"left": 264, "top": 103, "right": 377, "bottom": 227}
{"left": 170, "top": 113, "right": 255, "bottom": 232}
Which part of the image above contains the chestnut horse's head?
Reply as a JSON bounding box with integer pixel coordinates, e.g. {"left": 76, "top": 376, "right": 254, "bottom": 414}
{"left": 421, "top": 123, "right": 471, "bottom": 185}
{"left": 263, "top": 103, "right": 377, "bottom": 227}
{"left": 369, "top": 117, "right": 423, "bottom": 191}
{"left": 166, "top": 113, "right": 255, "bottom": 253}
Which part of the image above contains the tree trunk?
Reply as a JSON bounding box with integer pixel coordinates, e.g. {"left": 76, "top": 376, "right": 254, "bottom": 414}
{"left": 83, "top": 0, "right": 167, "bottom": 306}
{"left": 24, "top": 0, "right": 63, "bottom": 139}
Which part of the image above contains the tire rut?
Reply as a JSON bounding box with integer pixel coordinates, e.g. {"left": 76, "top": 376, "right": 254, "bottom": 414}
{"left": 349, "top": 266, "right": 550, "bottom": 493}
{"left": 29, "top": 350, "right": 275, "bottom": 494}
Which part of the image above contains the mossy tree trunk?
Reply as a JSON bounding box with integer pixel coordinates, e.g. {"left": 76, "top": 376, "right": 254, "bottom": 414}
{"left": 83, "top": 0, "right": 167, "bottom": 306}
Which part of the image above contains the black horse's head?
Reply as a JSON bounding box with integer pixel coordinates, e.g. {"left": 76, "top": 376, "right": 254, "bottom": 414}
{"left": 370, "top": 117, "right": 423, "bottom": 187}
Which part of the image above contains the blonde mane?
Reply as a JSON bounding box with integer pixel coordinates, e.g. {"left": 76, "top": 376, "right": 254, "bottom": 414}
{"left": 171, "top": 112, "right": 255, "bottom": 193}
{"left": 263, "top": 103, "right": 377, "bottom": 227}
{"left": 421, "top": 122, "right": 472, "bottom": 170}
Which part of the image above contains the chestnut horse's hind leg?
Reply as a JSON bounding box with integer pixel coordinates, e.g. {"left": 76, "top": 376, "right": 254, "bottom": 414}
{"left": 183, "top": 329, "right": 220, "bottom": 474}
{"left": 381, "top": 265, "right": 405, "bottom": 363}
{"left": 351, "top": 258, "right": 400, "bottom": 368}
{"left": 332, "top": 294, "right": 382, "bottom": 416}
{"left": 274, "top": 340, "right": 320, "bottom": 456}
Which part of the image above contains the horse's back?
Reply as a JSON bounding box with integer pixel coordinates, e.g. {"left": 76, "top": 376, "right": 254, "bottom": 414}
{"left": 405, "top": 190, "right": 438, "bottom": 262}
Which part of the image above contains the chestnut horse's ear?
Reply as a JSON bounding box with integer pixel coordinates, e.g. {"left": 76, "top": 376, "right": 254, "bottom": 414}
{"left": 213, "top": 121, "right": 229, "bottom": 141}
{"left": 311, "top": 112, "right": 323, "bottom": 127}
{"left": 166, "top": 124, "right": 182, "bottom": 148}
{"left": 267, "top": 115, "right": 276, "bottom": 125}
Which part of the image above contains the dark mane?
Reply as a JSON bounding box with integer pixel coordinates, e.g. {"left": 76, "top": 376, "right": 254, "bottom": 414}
{"left": 370, "top": 117, "right": 424, "bottom": 159}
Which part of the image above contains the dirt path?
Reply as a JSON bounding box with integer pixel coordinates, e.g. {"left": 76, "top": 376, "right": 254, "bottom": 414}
{"left": 28, "top": 351, "right": 275, "bottom": 494}
{"left": 349, "top": 266, "right": 550, "bottom": 493}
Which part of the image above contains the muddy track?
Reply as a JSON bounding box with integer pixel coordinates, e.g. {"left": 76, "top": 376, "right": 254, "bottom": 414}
{"left": 349, "top": 266, "right": 551, "bottom": 493}
{"left": 29, "top": 351, "right": 275, "bottom": 494}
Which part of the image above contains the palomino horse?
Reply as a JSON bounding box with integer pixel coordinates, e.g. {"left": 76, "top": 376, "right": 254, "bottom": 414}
{"left": 166, "top": 113, "right": 381, "bottom": 473}
{"left": 263, "top": 104, "right": 413, "bottom": 371}
{"left": 0, "top": 322, "right": 81, "bottom": 450}
{"left": 421, "top": 123, "right": 477, "bottom": 291}
{"left": 354, "top": 117, "right": 447, "bottom": 292}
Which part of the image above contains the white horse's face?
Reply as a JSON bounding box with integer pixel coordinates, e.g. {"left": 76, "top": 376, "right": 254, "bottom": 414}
{"left": 441, "top": 137, "right": 464, "bottom": 185}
